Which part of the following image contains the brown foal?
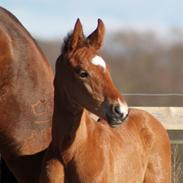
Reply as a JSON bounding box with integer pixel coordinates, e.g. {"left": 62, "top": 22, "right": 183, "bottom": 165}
{"left": 40, "top": 19, "right": 171, "bottom": 183}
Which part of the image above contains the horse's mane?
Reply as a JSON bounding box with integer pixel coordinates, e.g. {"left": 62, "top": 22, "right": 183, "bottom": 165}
{"left": 61, "top": 32, "right": 72, "bottom": 54}
{"left": 61, "top": 31, "right": 87, "bottom": 54}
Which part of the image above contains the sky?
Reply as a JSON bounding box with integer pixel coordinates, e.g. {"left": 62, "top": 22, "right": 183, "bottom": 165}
{"left": 1, "top": 0, "right": 183, "bottom": 39}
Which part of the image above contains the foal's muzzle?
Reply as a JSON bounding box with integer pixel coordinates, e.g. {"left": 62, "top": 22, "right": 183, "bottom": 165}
{"left": 104, "top": 101, "right": 128, "bottom": 128}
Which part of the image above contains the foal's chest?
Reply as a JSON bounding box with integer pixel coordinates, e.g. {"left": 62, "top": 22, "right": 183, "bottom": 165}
{"left": 64, "top": 140, "right": 146, "bottom": 183}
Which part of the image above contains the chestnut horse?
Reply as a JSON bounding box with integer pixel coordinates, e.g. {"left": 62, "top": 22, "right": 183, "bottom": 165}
{"left": 0, "top": 7, "right": 53, "bottom": 183}
{"left": 40, "top": 19, "right": 171, "bottom": 183}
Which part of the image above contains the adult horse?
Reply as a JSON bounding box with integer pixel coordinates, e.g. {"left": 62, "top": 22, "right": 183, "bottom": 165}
{"left": 40, "top": 19, "right": 171, "bottom": 182}
{"left": 0, "top": 7, "right": 53, "bottom": 183}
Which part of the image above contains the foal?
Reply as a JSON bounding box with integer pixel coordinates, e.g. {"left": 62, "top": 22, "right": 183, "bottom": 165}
{"left": 40, "top": 19, "right": 171, "bottom": 183}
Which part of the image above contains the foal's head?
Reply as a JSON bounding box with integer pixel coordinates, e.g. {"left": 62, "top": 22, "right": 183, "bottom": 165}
{"left": 56, "top": 19, "right": 128, "bottom": 127}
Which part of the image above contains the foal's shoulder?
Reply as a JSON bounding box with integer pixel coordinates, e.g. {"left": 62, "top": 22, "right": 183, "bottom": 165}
{"left": 127, "top": 108, "right": 165, "bottom": 129}
{"left": 125, "top": 108, "right": 168, "bottom": 149}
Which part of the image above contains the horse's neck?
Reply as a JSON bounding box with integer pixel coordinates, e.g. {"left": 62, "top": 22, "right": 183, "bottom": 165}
{"left": 52, "top": 86, "right": 88, "bottom": 153}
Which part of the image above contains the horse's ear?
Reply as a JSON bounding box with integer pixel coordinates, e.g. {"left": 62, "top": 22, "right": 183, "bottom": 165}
{"left": 87, "top": 19, "right": 105, "bottom": 50}
{"left": 69, "top": 18, "right": 84, "bottom": 51}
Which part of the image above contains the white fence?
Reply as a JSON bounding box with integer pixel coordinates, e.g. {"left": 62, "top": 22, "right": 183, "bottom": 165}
{"left": 134, "top": 107, "right": 183, "bottom": 130}
{"left": 123, "top": 92, "right": 183, "bottom": 130}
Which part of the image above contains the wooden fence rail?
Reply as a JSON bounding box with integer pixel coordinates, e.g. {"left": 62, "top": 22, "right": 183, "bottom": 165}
{"left": 134, "top": 107, "right": 183, "bottom": 130}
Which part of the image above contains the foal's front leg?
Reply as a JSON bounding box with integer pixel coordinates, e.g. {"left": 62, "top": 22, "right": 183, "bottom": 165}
{"left": 39, "top": 146, "right": 65, "bottom": 183}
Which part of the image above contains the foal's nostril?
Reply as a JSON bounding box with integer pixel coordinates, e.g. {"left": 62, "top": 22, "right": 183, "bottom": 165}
{"left": 113, "top": 105, "right": 124, "bottom": 118}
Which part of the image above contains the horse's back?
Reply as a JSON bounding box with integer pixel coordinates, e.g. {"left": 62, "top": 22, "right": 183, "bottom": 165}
{"left": 0, "top": 7, "right": 53, "bottom": 157}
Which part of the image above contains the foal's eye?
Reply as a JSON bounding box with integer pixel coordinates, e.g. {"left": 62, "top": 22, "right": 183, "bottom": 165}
{"left": 76, "top": 69, "right": 89, "bottom": 78}
{"left": 79, "top": 70, "right": 89, "bottom": 78}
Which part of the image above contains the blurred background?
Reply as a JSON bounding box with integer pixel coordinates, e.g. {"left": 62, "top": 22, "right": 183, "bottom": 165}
{"left": 2, "top": 0, "right": 183, "bottom": 107}
{"left": 1, "top": 1, "right": 183, "bottom": 182}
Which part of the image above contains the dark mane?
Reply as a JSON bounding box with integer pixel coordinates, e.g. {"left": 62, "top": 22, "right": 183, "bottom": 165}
{"left": 61, "top": 32, "right": 72, "bottom": 54}
{"left": 61, "top": 31, "right": 87, "bottom": 54}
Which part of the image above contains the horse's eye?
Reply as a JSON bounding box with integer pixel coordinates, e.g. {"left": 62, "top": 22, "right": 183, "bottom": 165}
{"left": 75, "top": 69, "right": 89, "bottom": 78}
{"left": 79, "top": 70, "right": 89, "bottom": 78}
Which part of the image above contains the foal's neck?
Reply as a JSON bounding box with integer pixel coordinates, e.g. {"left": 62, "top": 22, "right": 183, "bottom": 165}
{"left": 52, "top": 84, "right": 88, "bottom": 153}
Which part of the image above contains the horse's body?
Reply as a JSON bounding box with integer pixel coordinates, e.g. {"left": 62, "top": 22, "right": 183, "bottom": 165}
{"left": 40, "top": 19, "right": 171, "bottom": 183}
{"left": 0, "top": 7, "right": 53, "bottom": 182}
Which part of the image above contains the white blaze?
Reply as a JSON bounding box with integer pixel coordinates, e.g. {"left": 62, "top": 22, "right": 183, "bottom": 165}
{"left": 91, "top": 55, "right": 106, "bottom": 69}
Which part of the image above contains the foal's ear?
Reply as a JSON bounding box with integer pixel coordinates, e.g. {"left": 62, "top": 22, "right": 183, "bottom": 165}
{"left": 87, "top": 19, "right": 105, "bottom": 50}
{"left": 69, "top": 18, "right": 84, "bottom": 51}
